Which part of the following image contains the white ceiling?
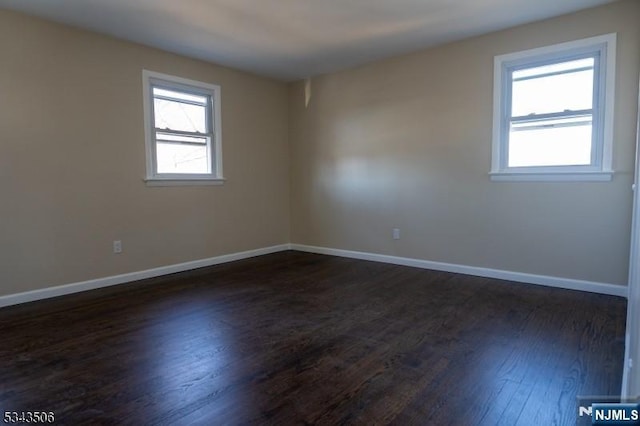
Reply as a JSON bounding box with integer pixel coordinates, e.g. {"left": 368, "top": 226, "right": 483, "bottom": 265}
{"left": 0, "top": 0, "right": 616, "bottom": 81}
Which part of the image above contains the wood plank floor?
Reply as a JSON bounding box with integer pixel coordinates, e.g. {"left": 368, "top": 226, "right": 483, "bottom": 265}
{"left": 0, "top": 251, "right": 627, "bottom": 425}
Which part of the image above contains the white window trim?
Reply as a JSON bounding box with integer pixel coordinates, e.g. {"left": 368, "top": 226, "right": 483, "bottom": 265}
{"left": 142, "top": 70, "right": 224, "bottom": 186}
{"left": 490, "top": 33, "right": 616, "bottom": 182}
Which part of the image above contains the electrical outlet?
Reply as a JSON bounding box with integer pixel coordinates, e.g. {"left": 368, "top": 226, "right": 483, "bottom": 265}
{"left": 392, "top": 228, "right": 400, "bottom": 240}
{"left": 113, "top": 240, "right": 122, "bottom": 254}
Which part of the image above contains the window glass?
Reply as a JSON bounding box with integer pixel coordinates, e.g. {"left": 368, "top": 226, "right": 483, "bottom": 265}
{"left": 511, "top": 58, "right": 594, "bottom": 117}
{"left": 153, "top": 97, "right": 207, "bottom": 134}
{"left": 156, "top": 142, "right": 209, "bottom": 174}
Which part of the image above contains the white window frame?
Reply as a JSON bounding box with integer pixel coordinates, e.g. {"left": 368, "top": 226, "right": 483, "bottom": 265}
{"left": 142, "top": 70, "right": 224, "bottom": 186}
{"left": 490, "top": 34, "right": 616, "bottom": 182}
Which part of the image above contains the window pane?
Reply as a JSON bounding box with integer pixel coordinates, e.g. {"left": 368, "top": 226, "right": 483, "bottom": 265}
{"left": 154, "top": 98, "right": 207, "bottom": 134}
{"left": 156, "top": 142, "right": 210, "bottom": 174}
{"left": 508, "top": 122, "right": 592, "bottom": 167}
{"left": 511, "top": 59, "right": 594, "bottom": 117}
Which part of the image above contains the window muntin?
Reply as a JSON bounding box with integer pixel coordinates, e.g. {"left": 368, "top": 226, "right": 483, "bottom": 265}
{"left": 491, "top": 34, "right": 615, "bottom": 181}
{"left": 142, "top": 70, "right": 223, "bottom": 183}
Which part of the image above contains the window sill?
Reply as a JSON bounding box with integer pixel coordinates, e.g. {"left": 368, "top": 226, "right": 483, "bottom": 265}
{"left": 144, "top": 177, "right": 226, "bottom": 187}
{"left": 489, "top": 171, "right": 613, "bottom": 182}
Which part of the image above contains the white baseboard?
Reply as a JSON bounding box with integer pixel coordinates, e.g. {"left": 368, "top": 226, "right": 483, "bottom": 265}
{"left": 0, "top": 244, "right": 290, "bottom": 309}
{"left": 0, "top": 242, "right": 627, "bottom": 309}
{"left": 290, "top": 244, "right": 628, "bottom": 298}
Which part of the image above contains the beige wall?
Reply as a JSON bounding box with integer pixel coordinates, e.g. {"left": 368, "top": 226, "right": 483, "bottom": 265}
{"left": 1, "top": 1, "right": 638, "bottom": 299}
{"left": 0, "top": 10, "right": 290, "bottom": 296}
{"left": 289, "top": 0, "right": 640, "bottom": 286}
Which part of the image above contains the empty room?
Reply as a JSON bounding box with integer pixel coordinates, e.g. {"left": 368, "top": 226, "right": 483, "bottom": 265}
{"left": 1, "top": 0, "right": 640, "bottom": 424}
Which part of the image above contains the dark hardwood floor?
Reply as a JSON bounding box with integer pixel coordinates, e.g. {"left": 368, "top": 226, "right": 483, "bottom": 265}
{"left": 0, "top": 251, "right": 627, "bottom": 425}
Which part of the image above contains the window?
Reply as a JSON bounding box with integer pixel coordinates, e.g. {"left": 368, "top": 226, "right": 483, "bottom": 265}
{"left": 142, "top": 70, "right": 223, "bottom": 185}
{"left": 491, "top": 34, "right": 616, "bottom": 181}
